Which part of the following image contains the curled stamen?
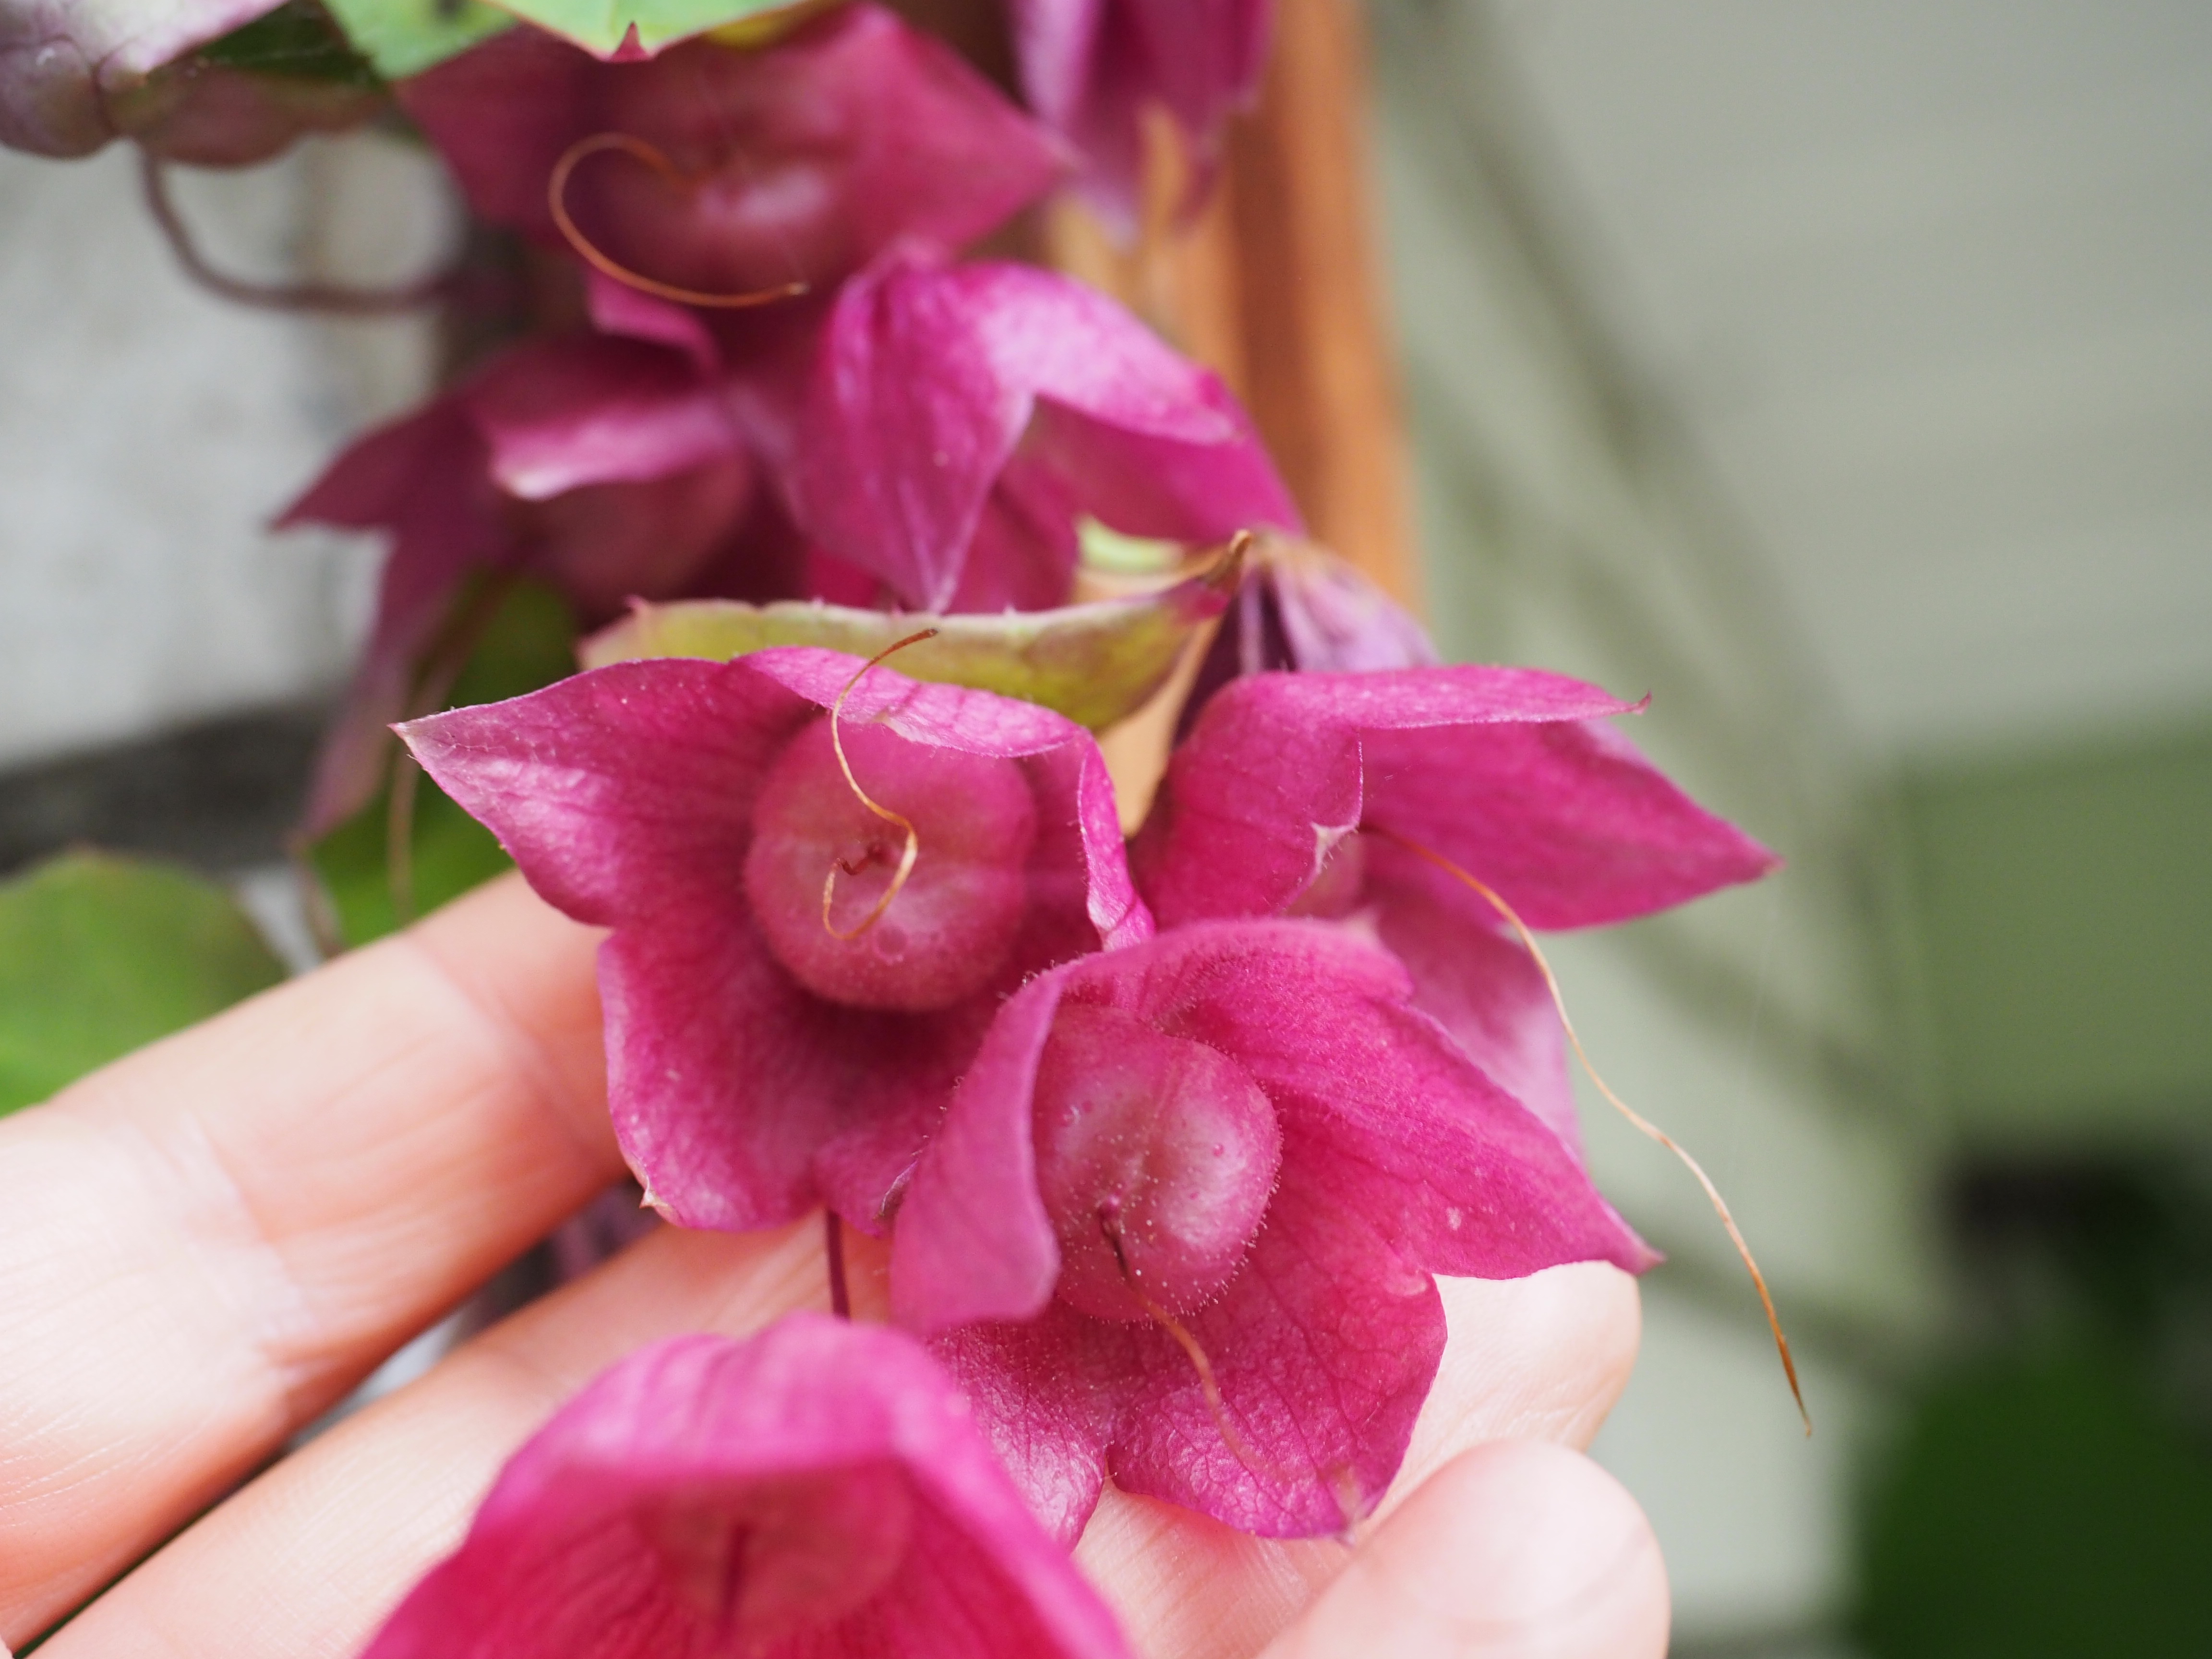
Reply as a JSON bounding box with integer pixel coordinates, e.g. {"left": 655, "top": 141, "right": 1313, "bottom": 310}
{"left": 548, "top": 133, "right": 810, "bottom": 309}
{"left": 1368, "top": 826, "right": 1812, "bottom": 1435}
{"left": 820, "top": 629, "right": 939, "bottom": 941}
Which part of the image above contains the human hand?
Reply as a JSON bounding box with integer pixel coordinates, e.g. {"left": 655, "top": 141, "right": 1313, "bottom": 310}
{"left": 0, "top": 874, "right": 1667, "bottom": 1659}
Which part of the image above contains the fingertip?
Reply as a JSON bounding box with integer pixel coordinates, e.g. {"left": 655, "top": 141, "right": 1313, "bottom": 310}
{"left": 1267, "top": 1441, "right": 1668, "bottom": 1659}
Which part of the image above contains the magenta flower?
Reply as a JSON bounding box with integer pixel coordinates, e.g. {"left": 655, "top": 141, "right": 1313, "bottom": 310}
{"left": 1130, "top": 668, "right": 1779, "bottom": 1149}
{"left": 790, "top": 246, "right": 1300, "bottom": 611}
{"left": 401, "top": 649, "right": 1148, "bottom": 1233}
{"left": 889, "top": 920, "right": 1654, "bottom": 1540}
{"left": 0, "top": 0, "right": 380, "bottom": 160}
{"left": 1010, "top": 0, "right": 1274, "bottom": 231}
{"left": 361, "top": 1318, "right": 1136, "bottom": 1659}
{"left": 280, "top": 322, "right": 772, "bottom": 835}
{"left": 1177, "top": 531, "right": 1437, "bottom": 742}
{"left": 398, "top": 4, "right": 1062, "bottom": 301}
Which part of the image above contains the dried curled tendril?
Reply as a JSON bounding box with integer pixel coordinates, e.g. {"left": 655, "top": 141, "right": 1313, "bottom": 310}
{"left": 548, "top": 133, "right": 810, "bottom": 309}
{"left": 143, "top": 154, "right": 457, "bottom": 316}
{"left": 820, "top": 629, "right": 939, "bottom": 941}
{"left": 1366, "top": 825, "right": 1813, "bottom": 1435}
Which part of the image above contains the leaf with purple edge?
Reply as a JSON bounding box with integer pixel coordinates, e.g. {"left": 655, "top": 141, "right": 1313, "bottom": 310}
{"left": 580, "top": 539, "right": 1244, "bottom": 732}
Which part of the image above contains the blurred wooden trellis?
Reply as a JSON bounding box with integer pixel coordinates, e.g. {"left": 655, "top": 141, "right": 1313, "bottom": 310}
{"left": 1036, "top": 0, "right": 1421, "bottom": 611}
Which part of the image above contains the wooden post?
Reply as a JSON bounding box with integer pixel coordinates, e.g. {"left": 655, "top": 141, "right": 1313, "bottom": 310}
{"left": 1043, "top": 0, "right": 1419, "bottom": 607}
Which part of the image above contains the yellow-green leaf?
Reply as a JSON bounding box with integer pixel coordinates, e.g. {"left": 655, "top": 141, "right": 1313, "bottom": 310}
{"left": 579, "top": 543, "right": 1245, "bottom": 731}
{"left": 0, "top": 853, "right": 287, "bottom": 1118}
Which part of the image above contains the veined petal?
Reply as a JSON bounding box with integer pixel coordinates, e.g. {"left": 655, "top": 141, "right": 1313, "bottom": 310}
{"left": 1133, "top": 665, "right": 1776, "bottom": 930}
{"left": 401, "top": 652, "right": 1146, "bottom": 1230}
{"left": 361, "top": 1318, "right": 1136, "bottom": 1659}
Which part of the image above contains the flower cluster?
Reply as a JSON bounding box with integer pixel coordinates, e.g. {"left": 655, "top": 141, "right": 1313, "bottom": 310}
{"left": 3, "top": 1, "right": 1780, "bottom": 1648}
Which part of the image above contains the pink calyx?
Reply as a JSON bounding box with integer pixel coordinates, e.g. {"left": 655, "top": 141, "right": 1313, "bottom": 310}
{"left": 745, "top": 716, "right": 1036, "bottom": 1011}
{"left": 1032, "top": 1004, "right": 1282, "bottom": 1322}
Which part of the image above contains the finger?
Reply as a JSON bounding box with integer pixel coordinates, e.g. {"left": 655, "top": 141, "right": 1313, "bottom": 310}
{"left": 34, "top": 1249, "right": 1630, "bottom": 1659}
{"left": 36, "top": 1216, "right": 845, "bottom": 1659}
{"left": 1073, "top": 1262, "right": 1643, "bottom": 1659}
{"left": 0, "top": 875, "right": 619, "bottom": 1638}
{"left": 1259, "top": 1443, "right": 1668, "bottom": 1659}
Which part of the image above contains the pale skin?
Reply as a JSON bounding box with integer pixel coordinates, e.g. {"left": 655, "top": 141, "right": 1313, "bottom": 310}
{"left": 0, "top": 875, "right": 1670, "bottom": 1658}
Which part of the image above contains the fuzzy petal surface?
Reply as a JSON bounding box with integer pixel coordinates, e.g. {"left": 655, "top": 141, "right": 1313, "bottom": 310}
{"left": 361, "top": 1318, "right": 1135, "bottom": 1659}
{"left": 1134, "top": 665, "right": 1779, "bottom": 931}
{"left": 401, "top": 651, "right": 1146, "bottom": 1230}
{"left": 891, "top": 920, "right": 1648, "bottom": 1537}
{"left": 400, "top": 5, "right": 1059, "bottom": 294}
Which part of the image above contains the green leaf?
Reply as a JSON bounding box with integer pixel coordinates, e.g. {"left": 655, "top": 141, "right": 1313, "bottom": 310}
{"left": 0, "top": 853, "right": 287, "bottom": 1118}
{"left": 580, "top": 543, "right": 1246, "bottom": 732}
{"left": 310, "top": 577, "right": 580, "bottom": 948}
{"left": 321, "top": 0, "right": 515, "bottom": 79}
{"left": 200, "top": 1, "right": 383, "bottom": 85}
{"left": 491, "top": 0, "right": 819, "bottom": 59}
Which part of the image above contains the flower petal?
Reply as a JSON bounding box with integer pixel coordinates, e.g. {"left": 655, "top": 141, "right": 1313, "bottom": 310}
{"left": 1134, "top": 665, "right": 1778, "bottom": 930}
{"left": 932, "top": 1307, "right": 1126, "bottom": 1546}
{"left": 1074, "top": 920, "right": 1652, "bottom": 1276}
{"left": 1108, "top": 1159, "right": 1443, "bottom": 1536}
{"left": 400, "top": 5, "right": 1060, "bottom": 292}
{"left": 465, "top": 335, "right": 744, "bottom": 498}
{"left": 1011, "top": 0, "right": 1274, "bottom": 231}
{"left": 1364, "top": 852, "right": 1581, "bottom": 1155}
{"left": 891, "top": 972, "right": 1070, "bottom": 1332}
{"left": 401, "top": 652, "right": 1146, "bottom": 1228}
{"left": 792, "top": 252, "right": 1292, "bottom": 608}
{"left": 276, "top": 398, "right": 510, "bottom": 835}
{"left": 361, "top": 1318, "right": 1136, "bottom": 1659}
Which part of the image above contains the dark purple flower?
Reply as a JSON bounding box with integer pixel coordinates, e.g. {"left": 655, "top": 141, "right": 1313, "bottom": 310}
{"left": 399, "top": 4, "right": 1062, "bottom": 300}
{"left": 1010, "top": 0, "right": 1273, "bottom": 231}
{"left": 401, "top": 650, "right": 1148, "bottom": 1234}
{"left": 889, "top": 920, "right": 1653, "bottom": 1540}
{"left": 1130, "top": 668, "right": 1779, "bottom": 1149}
{"left": 789, "top": 245, "right": 1300, "bottom": 612}
{"left": 361, "top": 1317, "right": 1136, "bottom": 1659}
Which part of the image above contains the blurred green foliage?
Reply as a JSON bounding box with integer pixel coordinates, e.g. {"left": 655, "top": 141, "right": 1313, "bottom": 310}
{"left": 1856, "top": 1344, "right": 2212, "bottom": 1658}
{"left": 201, "top": 1, "right": 381, "bottom": 85}
{"left": 1903, "top": 723, "right": 2212, "bottom": 1136}
{"left": 311, "top": 578, "right": 577, "bottom": 947}
{"left": 0, "top": 852, "right": 286, "bottom": 1117}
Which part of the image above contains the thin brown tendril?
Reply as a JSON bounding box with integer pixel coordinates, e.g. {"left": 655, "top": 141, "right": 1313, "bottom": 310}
{"left": 1100, "top": 1217, "right": 1277, "bottom": 1478}
{"left": 820, "top": 629, "right": 939, "bottom": 941}
{"left": 548, "top": 133, "right": 809, "bottom": 309}
{"left": 142, "top": 153, "right": 456, "bottom": 316}
{"left": 1103, "top": 1216, "right": 1363, "bottom": 1535}
{"left": 1368, "top": 826, "right": 1812, "bottom": 1435}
